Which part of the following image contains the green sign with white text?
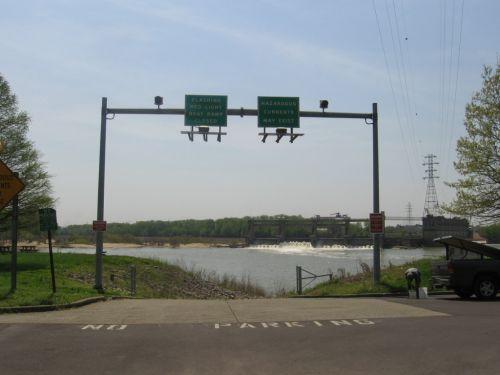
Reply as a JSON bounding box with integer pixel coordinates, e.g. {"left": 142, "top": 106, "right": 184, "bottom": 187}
{"left": 185, "top": 95, "right": 228, "bottom": 127}
{"left": 39, "top": 208, "right": 58, "bottom": 232}
{"left": 258, "top": 96, "right": 300, "bottom": 128}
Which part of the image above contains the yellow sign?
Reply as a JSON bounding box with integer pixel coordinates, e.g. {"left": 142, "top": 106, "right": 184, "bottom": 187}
{"left": 0, "top": 159, "right": 25, "bottom": 210}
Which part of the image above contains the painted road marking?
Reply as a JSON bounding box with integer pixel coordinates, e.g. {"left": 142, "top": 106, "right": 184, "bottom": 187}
{"left": 214, "top": 319, "right": 375, "bottom": 329}
{"left": 81, "top": 325, "right": 128, "bottom": 331}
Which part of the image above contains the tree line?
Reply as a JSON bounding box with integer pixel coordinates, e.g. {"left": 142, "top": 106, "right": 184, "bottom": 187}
{"left": 54, "top": 216, "right": 371, "bottom": 244}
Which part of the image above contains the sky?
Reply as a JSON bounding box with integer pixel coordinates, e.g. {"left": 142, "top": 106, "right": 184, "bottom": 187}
{"left": 1, "top": 0, "right": 499, "bottom": 225}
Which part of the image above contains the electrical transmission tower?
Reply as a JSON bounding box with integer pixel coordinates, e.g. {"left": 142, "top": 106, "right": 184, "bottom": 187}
{"left": 406, "top": 202, "right": 412, "bottom": 225}
{"left": 423, "top": 154, "right": 439, "bottom": 216}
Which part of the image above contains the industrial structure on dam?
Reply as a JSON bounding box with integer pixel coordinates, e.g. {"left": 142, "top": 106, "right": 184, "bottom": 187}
{"left": 246, "top": 154, "right": 472, "bottom": 248}
{"left": 246, "top": 214, "right": 471, "bottom": 248}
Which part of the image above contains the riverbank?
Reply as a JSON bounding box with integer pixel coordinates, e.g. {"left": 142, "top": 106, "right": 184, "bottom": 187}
{"left": 300, "top": 259, "right": 436, "bottom": 296}
{"left": 0, "top": 253, "right": 265, "bottom": 308}
{"left": 12, "top": 240, "right": 245, "bottom": 250}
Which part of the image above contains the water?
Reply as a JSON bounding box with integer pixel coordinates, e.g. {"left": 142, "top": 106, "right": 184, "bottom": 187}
{"left": 53, "top": 243, "right": 444, "bottom": 294}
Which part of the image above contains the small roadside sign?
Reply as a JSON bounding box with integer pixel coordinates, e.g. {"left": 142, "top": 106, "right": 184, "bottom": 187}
{"left": 369, "top": 213, "right": 385, "bottom": 234}
{"left": 39, "top": 208, "right": 58, "bottom": 232}
{"left": 258, "top": 96, "right": 300, "bottom": 128}
{"left": 0, "top": 159, "right": 25, "bottom": 210}
{"left": 93, "top": 220, "right": 107, "bottom": 232}
{"left": 185, "top": 95, "right": 228, "bottom": 127}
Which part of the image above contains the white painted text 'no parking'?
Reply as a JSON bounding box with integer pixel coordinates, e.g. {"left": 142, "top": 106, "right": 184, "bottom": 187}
{"left": 215, "top": 319, "right": 376, "bottom": 329}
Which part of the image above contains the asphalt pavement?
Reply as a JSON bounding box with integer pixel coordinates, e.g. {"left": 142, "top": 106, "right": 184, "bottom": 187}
{"left": 0, "top": 296, "right": 499, "bottom": 374}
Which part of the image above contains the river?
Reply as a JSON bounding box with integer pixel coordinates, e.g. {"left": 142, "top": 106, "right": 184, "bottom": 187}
{"left": 53, "top": 242, "right": 445, "bottom": 295}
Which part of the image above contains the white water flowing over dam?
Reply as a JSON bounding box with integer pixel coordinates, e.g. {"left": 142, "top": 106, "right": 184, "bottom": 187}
{"left": 55, "top": 243, "right": 443, "bottom": 295}
{"left": 248, "top": 241, "right": 372, "bottom": 255}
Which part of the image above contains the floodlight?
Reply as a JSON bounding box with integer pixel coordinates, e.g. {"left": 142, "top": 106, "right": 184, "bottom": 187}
{"left": 276, "top": 128, "right": 287, "bottom": 143}
{"left": 181, "top": 125, "right": 226, "bottom": 142}
{"left": 259, "top": 127, "right": 303, "bottom": 143}
{"left": 154, "top": 96, "right": 164, "bottom": 108}
{"left": 320, "top": 100, "right": 329, "bottom": 112}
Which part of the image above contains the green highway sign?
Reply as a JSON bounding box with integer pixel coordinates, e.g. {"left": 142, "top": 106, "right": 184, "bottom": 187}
{"left": 185, "top": 95, "right": 228, "bottom": 127}
{"left": 39, "top": 208, "right": 58, "bottom": 232}
{"left": 258, "top": 96, "right": 300, "bottom": 128}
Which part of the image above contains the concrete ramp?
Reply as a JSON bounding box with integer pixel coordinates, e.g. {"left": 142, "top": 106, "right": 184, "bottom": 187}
{"left": 0, "top": 298, "right": 447, "bottom": 325}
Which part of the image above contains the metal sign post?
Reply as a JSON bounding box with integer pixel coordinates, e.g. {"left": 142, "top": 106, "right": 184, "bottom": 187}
{"left": 10, "top": 194, "right": 18, "bottom": 292}
{"left": 39, "top": 208, "right": 58, "bottom": 293}
{"left": 94, "top": 96, "right": 382, "bottom": 288}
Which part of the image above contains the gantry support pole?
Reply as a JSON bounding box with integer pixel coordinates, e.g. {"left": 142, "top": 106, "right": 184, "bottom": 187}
{"left": 372, "top": 103, "right": 381, "bottom": 283}
{"left": 95, "top": 97, "right": 107, "bottom": 291}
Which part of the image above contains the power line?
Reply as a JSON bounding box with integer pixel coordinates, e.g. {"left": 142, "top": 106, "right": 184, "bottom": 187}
{"left": 445, "top": 0, "right": 465, "bottom": 181}
{"left": 372, "top": 0, "right": 416, "bottom": 182}
{"left": 443, "top": 0, "right": 457, "bottom": 177}
{"left": 384, "top": 0, "right": 418, "bottom": 165}
{"left": 391, "top": 0, "right": 421, "bottom": 164}
{"left": 438, "top": 0, "right": 447, "bottom": 161}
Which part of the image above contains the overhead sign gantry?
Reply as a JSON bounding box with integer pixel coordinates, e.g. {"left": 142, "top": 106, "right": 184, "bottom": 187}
{"left": 94, "top": 95, "right": 381, "bottom": 291}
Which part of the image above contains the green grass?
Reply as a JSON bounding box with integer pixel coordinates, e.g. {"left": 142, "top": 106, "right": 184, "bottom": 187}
{"left": 0, "top": 252, "right": 265, "bottom": 308}
{"left": 300, "top": 259, "right": 436, "bottom": 296}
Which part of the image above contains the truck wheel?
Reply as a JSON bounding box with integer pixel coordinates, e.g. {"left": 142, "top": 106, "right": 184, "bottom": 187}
{"left": 454, "top": 289, "right": 473, "bottom": 299}
{"left": 474, "top": 276, "right": 498, "bottom": 300}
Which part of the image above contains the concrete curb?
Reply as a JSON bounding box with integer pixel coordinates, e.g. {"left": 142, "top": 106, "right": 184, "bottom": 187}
{"left": 291, "top": 291, "right": 454, "bottom": 298}
{"left": 0, "top": 296, "right": 107, "bottom": 314}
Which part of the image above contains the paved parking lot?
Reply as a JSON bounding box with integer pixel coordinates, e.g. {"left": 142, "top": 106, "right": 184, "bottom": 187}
{"left": 0, "top": 296, "right": 499, "bottom": 374}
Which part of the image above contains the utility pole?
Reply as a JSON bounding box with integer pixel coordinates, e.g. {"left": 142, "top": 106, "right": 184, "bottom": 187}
{"left": 423, "top": 154, "right": 439, "bottom": 216}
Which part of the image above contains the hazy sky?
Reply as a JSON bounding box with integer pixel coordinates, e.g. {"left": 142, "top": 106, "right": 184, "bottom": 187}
{"left": 1, "top": 0, "right": 499, "bottom": 225}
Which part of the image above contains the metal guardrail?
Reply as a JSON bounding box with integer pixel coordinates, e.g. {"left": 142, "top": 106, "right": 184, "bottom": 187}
{"left": 110, "top": 265, "right": 137, "bottom": 296}
{"left": 296, "top": 266, "right": 333, "bottom": 295}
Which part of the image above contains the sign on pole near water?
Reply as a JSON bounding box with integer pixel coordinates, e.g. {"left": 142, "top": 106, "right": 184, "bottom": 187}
{"left": 258, "top": 97, "right": 300, "bottom": 128}
{"left": 185, "top": 95, "right": 228, "bottom": 127}
{"left": 0, "top": 159, "right": 25, "bottom": 210}
{"left": 369, "top": 213, "right": 385, "bottom": 234}
{"left": 93, "top": 220, "right": 107, "bottom": 232}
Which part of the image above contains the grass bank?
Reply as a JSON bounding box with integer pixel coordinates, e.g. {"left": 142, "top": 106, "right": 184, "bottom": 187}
{"left": 300, "top": 259, "right": 436, "bottom": 296}
{"left": 0, "top": 253, "right": 265, "bottom": 308}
